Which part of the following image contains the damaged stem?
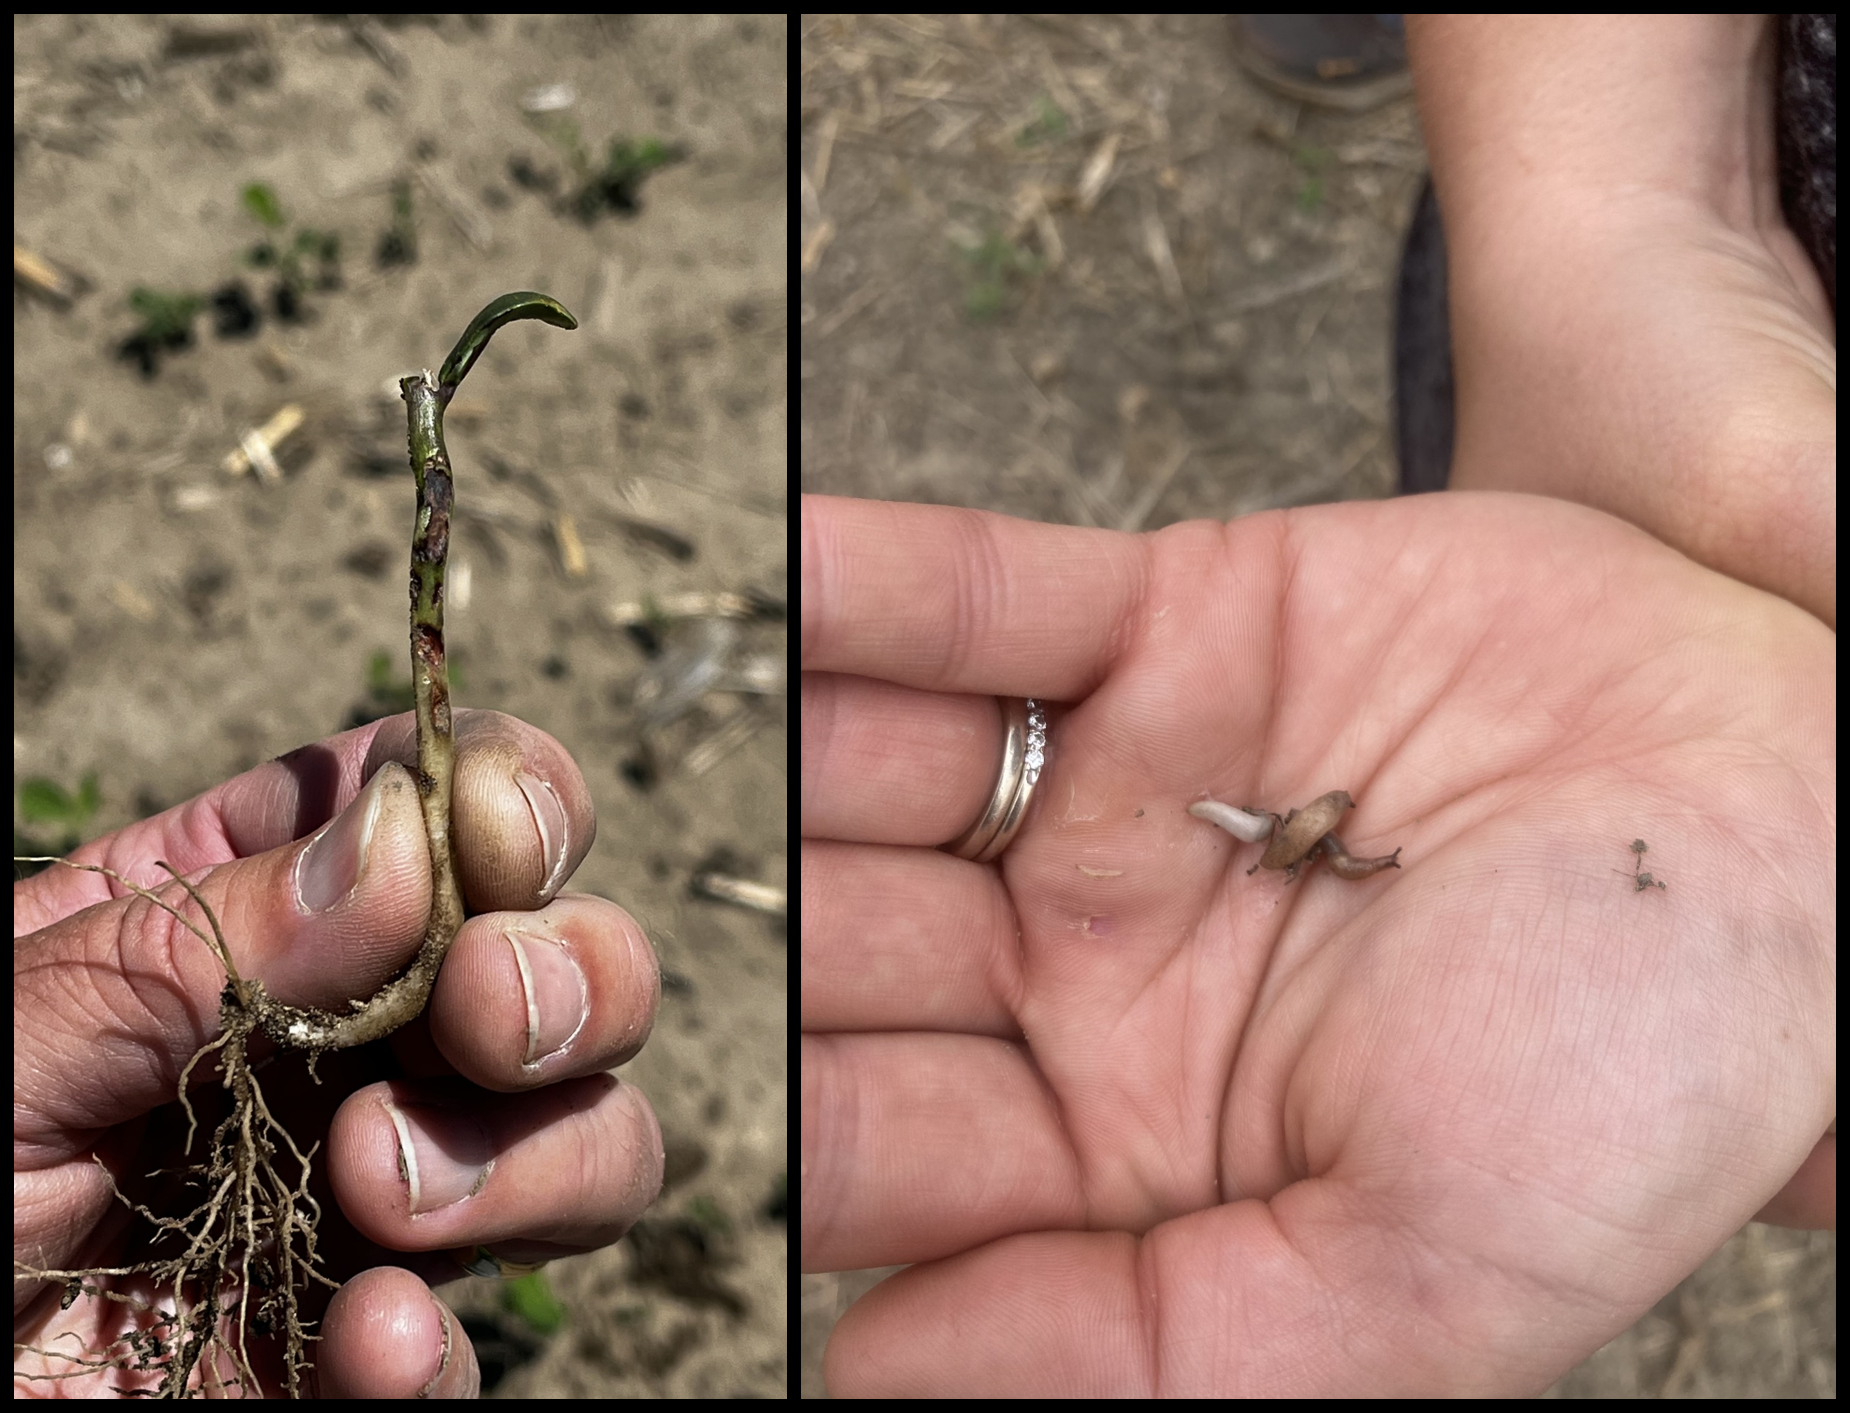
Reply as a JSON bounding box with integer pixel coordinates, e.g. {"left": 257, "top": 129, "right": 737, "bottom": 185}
{"left": 253, "top": 292, "right": 578, "bottom": 1054}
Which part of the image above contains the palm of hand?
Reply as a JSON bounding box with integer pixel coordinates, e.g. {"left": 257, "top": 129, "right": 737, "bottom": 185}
{"left": 808, "top": 492, "right": 1833, "bottom": 1395}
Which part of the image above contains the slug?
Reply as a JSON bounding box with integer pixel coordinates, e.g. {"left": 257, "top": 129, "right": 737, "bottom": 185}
{"left": 1188, "top": 789, "right": 1402, "bottom": 882}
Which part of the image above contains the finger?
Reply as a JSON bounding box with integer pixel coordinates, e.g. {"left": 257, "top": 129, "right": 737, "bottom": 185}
{"left": 16, "top": 761, "right": 437, "bottom": 1151}
{"left": 824, "top": 1232, "right": 1147, "bottom": 1397}
{"left": 801, "top": 673, "right": 1008, "bottom": 844}
{"left": 821, "top": 1195, "right": 1609, "bottom": 1396}
{"left": 15, "top": 711, "right": 599, "bottom": 1146}
{"left": 317, "top": 1266, "right": 481, "bottom": 1397}
{"left": 13, "top": 708, "right": 595, "bottom": 937}
{"left": 1753, "top": 1130, "right": 1835, "bottom": 1229}
{"left": 801, "top": 1032, "right": 1079, "bottom": 1274}
{"left": 801, "top": 841, "right": 1020, "bottom": 1038}
{"left": 801, "top": 493, "right": 1152, "bottom": 697}
{"left": 424, "top": 892, "right": 660, "bottom": 1090}
{"left": 367, "top": 709, "right": 596, "bottom": 911}
{"left": 327, "top": 1072, "right": 663, "bottom": 1257}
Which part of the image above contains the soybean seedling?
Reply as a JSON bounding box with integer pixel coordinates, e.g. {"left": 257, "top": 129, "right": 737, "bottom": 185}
{"left": 14, "top": 291, "right": 577, "bottom": 1397}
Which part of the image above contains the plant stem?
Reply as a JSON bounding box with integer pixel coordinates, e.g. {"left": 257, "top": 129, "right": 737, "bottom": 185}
{"left": 251, "top": 292, "right": 577, "bottom": 1056}
{"left": 402, "top": 362, "right": 466, "bottom": 997}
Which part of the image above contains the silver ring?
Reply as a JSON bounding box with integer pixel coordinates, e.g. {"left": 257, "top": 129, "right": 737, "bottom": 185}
{"left": 944, "top": 698, "right": 1048, "bottom": 862}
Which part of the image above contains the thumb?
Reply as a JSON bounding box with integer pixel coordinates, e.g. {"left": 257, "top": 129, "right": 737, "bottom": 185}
{"left": 246, "top": 759, "right": 434, "bottom": 1013}
{"left": 16, "top": 762, "right": 434, "bottom": 1148}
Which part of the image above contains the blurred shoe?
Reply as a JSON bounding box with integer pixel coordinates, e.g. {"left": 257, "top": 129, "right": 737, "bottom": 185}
{"left": 1228, "top": 14, "right": 1412, "bottom": 111}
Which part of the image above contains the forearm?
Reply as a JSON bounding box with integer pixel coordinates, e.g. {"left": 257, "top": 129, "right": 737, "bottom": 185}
{"left": 1407, "top": 16, "right": 1778, "bottom": 235}
{"left": 1405, "top": 16, "right": 1836, "bottom": 626}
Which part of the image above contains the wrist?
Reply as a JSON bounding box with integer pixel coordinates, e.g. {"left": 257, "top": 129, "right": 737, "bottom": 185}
{"left": 1408, "top": 15, "right": 1777, "bottom": 243}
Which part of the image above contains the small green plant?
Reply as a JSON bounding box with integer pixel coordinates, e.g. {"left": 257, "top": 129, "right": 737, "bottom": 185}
{"left": 15, "top": 293, "right": 579, "bottom": 1396}
{"left": 525, "top": 113, "right": 688, "bottom": 221}
{"left": 239, "top": 181, "right": 286, "bottom": 229}
{"left": 954, "top": 227, "right": 1043, "bottom": 321}
{"left": 685, "top": 1193, "right": 733, "bottom": 1239}
{"left": 240, "top": 182, "right": 342, "bottom": 319}
{"left": 359, "top": 648, "right": 465, "bottom": 726}
{"left": 115, "top": 183, "right": 340, "bottom": 377}
{"left": 502, "top": 1271, "right": 567, "bottom": 1336}
{"left": 15, "top": 772, "right": 101, "bottom": 876}
{"left": 580, "top": 136, "right": 687, "bottom": 218}
{"left": 1015, "top": 93, "right": 1068, "bottom": 148}
{"left": 18, "top": 772, "right": 100, "bottom": 836}
{"left": 364, "top": 648, "right": 417, "bottom": 717}
{"left": 117, "top": 287, "right": 205, "bottom": 376}
{"left": 376, "top": 178, "right": 418, "bottom": 268}
{"left": 1292, "top": 143, "right": 1333, "bottom": 212}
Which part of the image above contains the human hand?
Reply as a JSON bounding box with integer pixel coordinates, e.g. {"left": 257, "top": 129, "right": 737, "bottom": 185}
{"left": 802, "top": 492, "right": 1834, "bottom": 1396}
{"left": 15, "top": 710, "right": 664, "bottom": 1398}
{"left": 1406, "top": 15, "right": 1837, "bottom": 626}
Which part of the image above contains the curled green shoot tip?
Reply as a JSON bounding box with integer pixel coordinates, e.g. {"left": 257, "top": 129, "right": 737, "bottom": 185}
{"left": 438, "top": 290, "right": 578, "bottom": 394}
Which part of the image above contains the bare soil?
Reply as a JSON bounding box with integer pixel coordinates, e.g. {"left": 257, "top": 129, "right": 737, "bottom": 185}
{"left": 15, "top": 13, "right": 786, "bottom": 1397}
{"left": 798, "top": 13, "right": 1832, "bottom": 1399}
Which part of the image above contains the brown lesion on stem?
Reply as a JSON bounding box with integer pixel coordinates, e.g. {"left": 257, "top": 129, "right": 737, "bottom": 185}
{"left": 412, "top": 456, "right": 453, "bottom": 567}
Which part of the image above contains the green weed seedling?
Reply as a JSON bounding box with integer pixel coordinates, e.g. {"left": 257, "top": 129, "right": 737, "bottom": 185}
{"left": 685, "top": 1193, "right": 734, "bottom": 1240}
{"left": 355, "top": 647, "right": 467, "bottom": 729}
{"left": 364, "top": 648, "right": 417, "bottom": 719}
{"left": 523, "top": 111, "right": 689, "bottom": 221}
{"left": 240, "top": 182, "right": 342, "bottom": 320}
{"left": 502, "top": 1271, "right": 567, "bottom": 1336}
{"left": 1292, "top": 143, "right": 1334, "bottom": 212}
{"left": 117, "top": 287, "right": 205, "bottom": 377}
{"left": 1016, "top": 93, "right": 1069, "bottom": 148}
{"left": 376, "top": 178, "right": 418, "bottom": 268}
{"left": 15, "top": 772, "right": 101, "bottom": 876}
{"left": 578, "top": 136, "right": 688, "bottom": 218}
{"left": 954, "top": 226, "right": 1043, "bottom": 321}
{"left": 115, "top": 183, "right": 339, "bottom": 377}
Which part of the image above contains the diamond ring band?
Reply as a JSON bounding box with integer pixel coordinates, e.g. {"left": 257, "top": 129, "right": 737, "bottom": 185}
{"left": 943, "top": 698, "right": 1048, "bottom": 863}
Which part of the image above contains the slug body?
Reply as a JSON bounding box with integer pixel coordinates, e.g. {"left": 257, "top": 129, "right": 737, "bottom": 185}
{"left": 1190, "top": 789, "right": 1402, "bottom": 882}
{"left": 1258, "top": 790, "right": 1354, "bottom": 871}
{"left": 1316, "top": 832, "right": 1403, "bottom": 880}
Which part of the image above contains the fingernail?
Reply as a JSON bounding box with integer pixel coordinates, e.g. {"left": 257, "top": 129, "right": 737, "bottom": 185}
{"left": 516, "top": 771, "right": 570, "bottom": 902}
{"left": 382, "top": 1095, "right": 496, "bottom": 1215}
{"left": 508, "top": 927, "right": 589, "bottom": 1066}
{"left": 416, "top": 1300, "right": 454, "bottom": 1398}
{"left": 296, "top": 770, "right": 388, "bottom": 913}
